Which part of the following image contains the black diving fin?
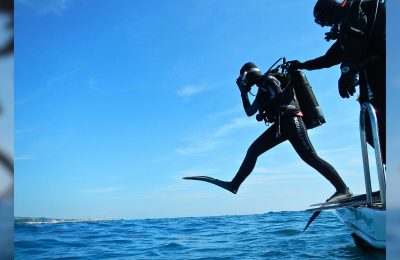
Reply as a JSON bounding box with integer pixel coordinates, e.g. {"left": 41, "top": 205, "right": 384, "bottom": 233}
{"left": 303, "top": 210, "right": 321, "bottom": 232}
{"left": 183, "top": 176, "right": 236, "bottom": 194}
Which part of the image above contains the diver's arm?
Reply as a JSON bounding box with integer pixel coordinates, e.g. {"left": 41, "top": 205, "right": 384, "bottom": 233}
{"left": 237, "top": 76, "right": 259, "bottom": 116}
{"left": 302, "top": 41, "right": 343, "bottom": 70}
{"left": 241, "top": 93, "right": 259, "bottom": 116}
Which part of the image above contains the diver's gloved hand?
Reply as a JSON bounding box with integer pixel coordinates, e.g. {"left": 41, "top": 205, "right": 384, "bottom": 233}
{"left": 256, "top": 113, "right": 266, "bottom": 122}
{"left": 324, "top": 24, "right": 340, "bottom": 41}
{"left": 236, "top": 76, "right": 250, "bottom": 95}
{"left": 338, "top": 67, "right": 358, "bottom": 98}
{"left": 287, "top": 60, "right": 304, "bottom": 71}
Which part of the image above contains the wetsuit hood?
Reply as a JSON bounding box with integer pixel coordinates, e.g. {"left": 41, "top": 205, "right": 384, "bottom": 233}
{"left": 239, "top": 62, "right": 262, "bottom": 87}
{"left": 313, "top": 0, "right": 345, "bottom": 27}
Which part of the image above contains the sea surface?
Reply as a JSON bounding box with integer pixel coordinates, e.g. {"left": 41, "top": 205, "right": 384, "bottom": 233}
{"left": 15, "top": 211, "right": 386, "bottom": 259}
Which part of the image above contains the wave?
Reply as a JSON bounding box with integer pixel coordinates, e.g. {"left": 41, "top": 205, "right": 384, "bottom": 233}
{"left": 14, "top": 217, "right": 113, "bottom": 224}
{"left": 15, "top": 211, "right": 386, "bottom": 259}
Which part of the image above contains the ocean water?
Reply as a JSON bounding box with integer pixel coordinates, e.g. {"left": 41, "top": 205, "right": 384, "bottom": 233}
{"left": 15, "top": 211, "right": 385, "bottom": 260}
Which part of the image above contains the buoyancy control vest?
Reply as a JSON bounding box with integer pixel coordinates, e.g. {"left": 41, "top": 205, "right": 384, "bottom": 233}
{"left": 266, "top": 71, "right": 326, "bottom": 129}
{"left": 256, "top": 73, "right": 300, "bottom": 123}
{"left": 256, "top": 70, "right": 325, "bottom": 129}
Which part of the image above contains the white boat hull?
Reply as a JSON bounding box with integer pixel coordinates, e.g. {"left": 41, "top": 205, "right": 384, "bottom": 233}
{"left": 334, "top": 207, "right": 386, "bottom": 249}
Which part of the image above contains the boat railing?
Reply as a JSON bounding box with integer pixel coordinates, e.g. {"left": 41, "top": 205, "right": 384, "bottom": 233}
{"left": 359, "top": 102, "right": 386, "bottom": 209}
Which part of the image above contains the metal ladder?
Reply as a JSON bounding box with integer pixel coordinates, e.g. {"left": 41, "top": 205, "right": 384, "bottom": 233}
{"left": 359, "top": 102, "right": 386, "bottom": 209}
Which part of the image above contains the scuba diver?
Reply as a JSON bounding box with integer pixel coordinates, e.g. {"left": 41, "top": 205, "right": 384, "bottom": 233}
{"left": 288, "top": 0, "right": 386, "bottom": 164}
{"left": 184, "top": 62, "right": 352, "bottom": 203}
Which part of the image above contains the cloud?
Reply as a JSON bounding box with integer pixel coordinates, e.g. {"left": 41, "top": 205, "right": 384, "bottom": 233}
{"left": 14, "top": 155, "right": 36, "bottom": 161}
{"left": 17, "top": 0, "right": 76, "bottom": 16}
{"left": 176, "top": 139, "right": 221, "bottom": 156}
{"left": 80, "top": 187, "right": 122, "bottom": 194}
{"left": 176, "top": 116, "right": 257, "bottom": 156}
{"left": 88, "top": 78, "right": 96, "bottom": 87}
{"left": 318, "top": 146, "right": 356, "bottom": 156}
{"left": 87, "top": 77, "right": 111, "bottom": 95}
{"left": 15, "top": 126, "right": 44, "bottom": 137}
{"left": 207, "top": 106, "right": 242, "bottom": 120}
{"left": 176, "top": 85, "right": 207, "bottom": 97}
{"left": 213, "top": 117, "right": 256, "bottom": 137}
{"left": 252, "top": 160, "right": 309, "bottom": 175}
{"left": 246, "top": 173, "right": 316, "bottom": 186}
{"left": 15, "top": 70, "right": 78, "bottom": 105}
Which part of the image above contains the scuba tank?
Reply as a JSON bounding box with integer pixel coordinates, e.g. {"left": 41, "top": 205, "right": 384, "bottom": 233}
{"left": 290, "top": 70, "right": 326, "bottom": 129}
{"left": 261, "top": 57, "right": 326, "bottom": 129}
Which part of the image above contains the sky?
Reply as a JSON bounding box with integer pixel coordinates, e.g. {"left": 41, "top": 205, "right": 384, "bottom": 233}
{"left": 387, "top": 0, "right": 400, "bottom": 211}
{"left": 14, "top": 0, "right": 393, "bottom": 220}
{"left": 386, "top": 0, "right": 400, "bottom": 255}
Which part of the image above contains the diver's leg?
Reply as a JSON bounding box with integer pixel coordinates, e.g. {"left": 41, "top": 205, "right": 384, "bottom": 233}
{"left": 287, "top": 117, "right": 349, "bottom": 198}
{"left": 229, "top": 123, "right": 286, "bottom": 193}
{"left": 183, "top": 123, "right": 285, "bottom": 194}
{"left": 364, "top": 61, "right": 386, "bottom": 164}
{"left": 374, "top": 102, "right": 386, "bottom": 164}
{"left": 363, "top": 105, "right": 385, "bottom": 165}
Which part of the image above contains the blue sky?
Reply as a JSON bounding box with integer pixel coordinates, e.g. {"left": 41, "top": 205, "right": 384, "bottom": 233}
{"left": 387, "top": 0, "right": 400, "bottom": 212}
{"left": 14, "top": 0, "right": 388, "bottom": 220}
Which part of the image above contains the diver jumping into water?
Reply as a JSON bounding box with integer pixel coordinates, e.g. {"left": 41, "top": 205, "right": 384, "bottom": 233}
{"left": 184, "top": 62, "right": 352, "bottom": 203}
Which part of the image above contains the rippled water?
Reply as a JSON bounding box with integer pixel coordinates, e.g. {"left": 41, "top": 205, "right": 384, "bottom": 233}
{"left": 15, "top": 211, "right": 385, "bottom": 259}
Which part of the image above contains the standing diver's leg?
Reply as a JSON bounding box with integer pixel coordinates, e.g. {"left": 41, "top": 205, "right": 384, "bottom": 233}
{"left": 362, "top": 59, "right": 386, "bottom": 164}
{"left": 286, "top": 116, "right": 351, "bottom": 202}
{"left": 229, "top": 123, "right": 286, "bottom": 193}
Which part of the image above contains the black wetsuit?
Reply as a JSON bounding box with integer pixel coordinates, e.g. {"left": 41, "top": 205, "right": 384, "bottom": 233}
{"left": 231, "top": 74, "right": 347, "bottom": 193}
{"left": 301, "top": 0, "right": 386, "bottom": 163}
